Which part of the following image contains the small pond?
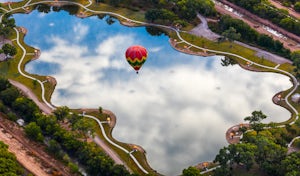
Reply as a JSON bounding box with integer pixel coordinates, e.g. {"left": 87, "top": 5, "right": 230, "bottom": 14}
{"left": 13, "top": 9, "right": 291, "bottom": 175}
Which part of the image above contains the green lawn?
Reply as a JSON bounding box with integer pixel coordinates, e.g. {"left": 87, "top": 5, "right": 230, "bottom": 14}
{"left": 1, "top": 1, "right": 300, "bottom": 175}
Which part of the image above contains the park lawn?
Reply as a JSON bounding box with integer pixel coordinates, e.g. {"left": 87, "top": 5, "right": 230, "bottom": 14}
{"left": 179, "top": 32, "right": 277, "bottom": 68}
{"left": 0, "top": 29, "right": 55, "bottom": 102}
{"left": 3, "top": 1, "right": 300, "bottom": 175}
{"left": 88, "top": 2, "right": 146, "bottom": 22}
{"left": 279, "top": 63, "right": 294, "bottom": 73}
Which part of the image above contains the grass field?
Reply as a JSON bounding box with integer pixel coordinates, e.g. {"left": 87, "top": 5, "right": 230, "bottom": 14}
{"left": 1, "top": 0, "right": 300, "bottom": 175}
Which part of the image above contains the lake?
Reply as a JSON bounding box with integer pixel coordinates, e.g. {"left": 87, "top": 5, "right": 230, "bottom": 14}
{"left": 13, "top": 9, "right": 291, "bottom": 175}
{"left": 0, "top": 0, "right": 22, "bottom": 2}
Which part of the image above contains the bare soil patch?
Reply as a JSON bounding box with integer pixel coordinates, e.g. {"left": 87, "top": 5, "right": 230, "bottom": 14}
{"left": 215, "top": 0, "right": 300, "bottom": 52}
{"left": 0, "top": 114, "right": 72, "bottom": 176}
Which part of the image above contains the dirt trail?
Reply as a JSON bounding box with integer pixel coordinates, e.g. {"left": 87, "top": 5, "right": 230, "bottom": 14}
{"left": 189, "top": 13, "right": 292, "bottom": 64}
{"left": 9, "top": 79, "right": 53, "bottom": 115}
{"left": 268, "top": 0, "right": 300, "bottom": 19}
{"left": 215, "top": 0, "right": 300, "bottom": 52}
{"left": 7, "top": 82, "right": 130, "bottom": 171}
{"left": 0, "top": 115, "right": 71, "bottom": 176}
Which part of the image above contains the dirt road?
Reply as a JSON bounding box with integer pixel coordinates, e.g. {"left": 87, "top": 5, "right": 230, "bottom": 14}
{"left": 9, "top": 79, "right": 53, "bottom": 115}
{"left": 0, "top": 115, "right": 71, "bottom": 176}
{"left": 215, "top": 0, "right": 300, "bottom": 52}
{"left": 268, "top": 0, "right": 300, "bottom": 19}
{"left": 7, "top": 82, "right": 130, "bottom": 172}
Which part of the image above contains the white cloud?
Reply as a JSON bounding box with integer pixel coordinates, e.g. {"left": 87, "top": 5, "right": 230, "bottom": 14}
{"left": 37, "top": 12, "right": 46, "bottom": 18}
{"left": 72, "top": 22, "right": 89, "bottom": 42}
{"left": 49, "top": 22, "right": 55, "bottom": 27}
{"left": 27, "top": 35, "right": 291, "bottom": 175}
{"left": 149, "top": 46, "right": 163, "bottom": 52}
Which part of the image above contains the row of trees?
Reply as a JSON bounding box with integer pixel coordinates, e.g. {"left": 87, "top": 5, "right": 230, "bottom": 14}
{"left": 227, "top": 0, "right": 300, "bottom": 36}
{"left": 0, "top": 43, "right": 17, "bottom": 59}
{"left": 33, "top": 3, "right": 79, "bottom": 16}
{"left": 214, "top": 111, "right": 300, "bottom": 176}
{"left": 209, "top": 15, "right": 291, "bottom": 59}
{"left": 96, "top": 0, "right": 216, "bottom": 26}
{"left": 0, "top": 77, "right": 135, "bottom": 175}
{"left": 0, "top": 141, "right": 24, "bottom": 175}
{"left": 295, "top": 2, "right": 300, "bottom": 12}
{"left": 0, "top": 13, "right": 16, "bottom": 38}
{"left": 144, "top": 0, "right": 216, "bottom": 26}
{"left": 181, "top": 111, "right": 300, "bottom": 175}
{"left": 0, "top": 13, "right": 17, "bottom": 59}
{"left": 276, "top": 0, "right": 300, "bottom": 12}
{"left": 291, "top": 51, "right": 300, "bottom": 79}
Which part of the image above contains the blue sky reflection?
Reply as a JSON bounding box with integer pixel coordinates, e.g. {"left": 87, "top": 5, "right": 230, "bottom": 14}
{"left": 14, "top": 11, "right": 291, "bottom": 175}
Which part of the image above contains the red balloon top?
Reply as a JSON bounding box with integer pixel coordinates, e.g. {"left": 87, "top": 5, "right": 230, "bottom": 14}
{"left": 125, "top": 45, "right": 148, "bottom": 60}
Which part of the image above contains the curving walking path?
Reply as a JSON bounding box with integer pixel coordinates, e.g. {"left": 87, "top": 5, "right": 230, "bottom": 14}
{"left": 1, "top": 0, "right": 300, "bottom": 174}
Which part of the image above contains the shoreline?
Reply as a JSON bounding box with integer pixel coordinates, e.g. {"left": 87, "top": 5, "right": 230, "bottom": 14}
{"left": 0, "top": 0, "right": 299, "bottom": 175}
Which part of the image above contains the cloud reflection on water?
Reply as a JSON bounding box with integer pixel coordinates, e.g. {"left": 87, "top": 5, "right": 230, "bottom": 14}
{"left": 17, "top": 11, "right": 292, "bottom": 175}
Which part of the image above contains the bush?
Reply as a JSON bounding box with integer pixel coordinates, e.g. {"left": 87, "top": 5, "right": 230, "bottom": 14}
{"left": 295, "top": 2, "right": 300, "bottom": 12}
{"left": 7, "top": 112, "right": 17, "bottom": 121}
{"left": 293, "top": 138, "right": 300, "bottom": 148}
{"left": 24, "top": 122, "right": 44, "bottom": 142}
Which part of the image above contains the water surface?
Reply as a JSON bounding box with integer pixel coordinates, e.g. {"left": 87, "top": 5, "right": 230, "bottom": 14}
{"left": 0, "top": 0, "right": 22, "bottom": 2}
{"left": 14, "top": 10, "right": 291, "bottom": 175}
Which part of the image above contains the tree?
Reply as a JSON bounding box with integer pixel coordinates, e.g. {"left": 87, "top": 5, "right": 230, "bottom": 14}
{"left": 214, "top": 143, "right": 257, "bottom": 172}
{"left": 110, "top": 165, "right": 132, "bottom": 176}
{"left": 145, "top": 9, "right": 162, "bottom": 22}
{"left": 0, "top": 86, "right": 19, "bottom": 106}
{"left": 292, "top": 51, "right": 300, "bottom": 79}
{"left": 244, "top": 110, "right": 267, "bottom": 133}
{"left": 222, "top": 27, "right": 241, "bottom": 42}
{"left": 254, "top": 136, "right": 287, "bottom": 175}
{"left": 281, "top": 152, "right": 300, "bottom": 176}
{"left": 176, "top": 0, "right": 199, "bottom": 20}
{"left": 72, "top": 118, "right": 94, "bottom": 139}
{"left": 182, "top": 166, "right": 200, "bottom": 176}
{"left": 12, "top": 97, "right": 40, "bottom": 122}
{"left": 53, "top": 106, "right": 70, "bottom": 121}
{"left": 25, "top": 122, "right": 44, "bottom": 142}
{"left": 221, "top": 57, "right": 237, "bottom": 66}
{"left": 145, "top": 9, "right": 177, "bottom": 24}
{"left": 294, "top": 2, "right": 300, "bottom": 12}
{"left": 0, "top": 13, "right": 15, "bottom": 38}
{"left": 36, "top": 114, "right": 59, "bottom": 136}
{"left": 1, "top": 43, "right": 17, "bottom": 58}
{"left": 47, "top": 139, "right": 63, "bottom": 158}
{"left": 213, "top": 166, "right": 230, "bottom": 176}
{"left": 35, "top": 4, "right": 51, "bottom": 13}
{"left": 0, "top": 77, "right": 11, "bottom": 92}
{"left": 292, "top": 51, "right": 300, "bottom": 64}
{"left": 109, "top": 0, "right": 121, "bottom": 6}
{"left": 98, "top": 106, "right": 103, "bottom": 114}
{"left": 0, "top": 141, "right": 23, "bottom": 175}
{"left": 2, "top": 13, "right": 15, "bottom": 28}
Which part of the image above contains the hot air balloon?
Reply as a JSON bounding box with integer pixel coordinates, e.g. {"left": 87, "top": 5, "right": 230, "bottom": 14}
{"left": 125, "top": 45, "right": 148, "bottom": 74}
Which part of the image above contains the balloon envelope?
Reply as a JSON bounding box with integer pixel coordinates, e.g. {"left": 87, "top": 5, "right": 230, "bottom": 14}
{"left": 125, "top": 45, "right": 148, "bottom": 73}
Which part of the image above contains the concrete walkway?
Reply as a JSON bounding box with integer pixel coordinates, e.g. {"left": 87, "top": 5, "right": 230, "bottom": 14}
{"left": 2, "top": 0, "right": 300, "bottom": 175}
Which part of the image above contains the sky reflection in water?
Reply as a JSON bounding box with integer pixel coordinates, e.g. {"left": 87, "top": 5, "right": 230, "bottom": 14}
{"left": 0, "top": 0, "right": 21, "bottom": 2}
{"left": 14, "top": 11, "right": 291, "bottom": 175}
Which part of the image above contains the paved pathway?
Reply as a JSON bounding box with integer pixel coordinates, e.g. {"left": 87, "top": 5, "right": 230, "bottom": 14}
{"left": 225, "top": 124, "right": 250, "bottom": 144}
{"left": 2, "top": 0, "right": 300, "bottom": 174}
{"left": 12, "top": 23, "right": 148, "bottom": 174}
{"left": 9, "top": 79, "right": 52, "bottom": 115}
{"left": 189, "top": 13, "right": 220, "bottom": 40}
